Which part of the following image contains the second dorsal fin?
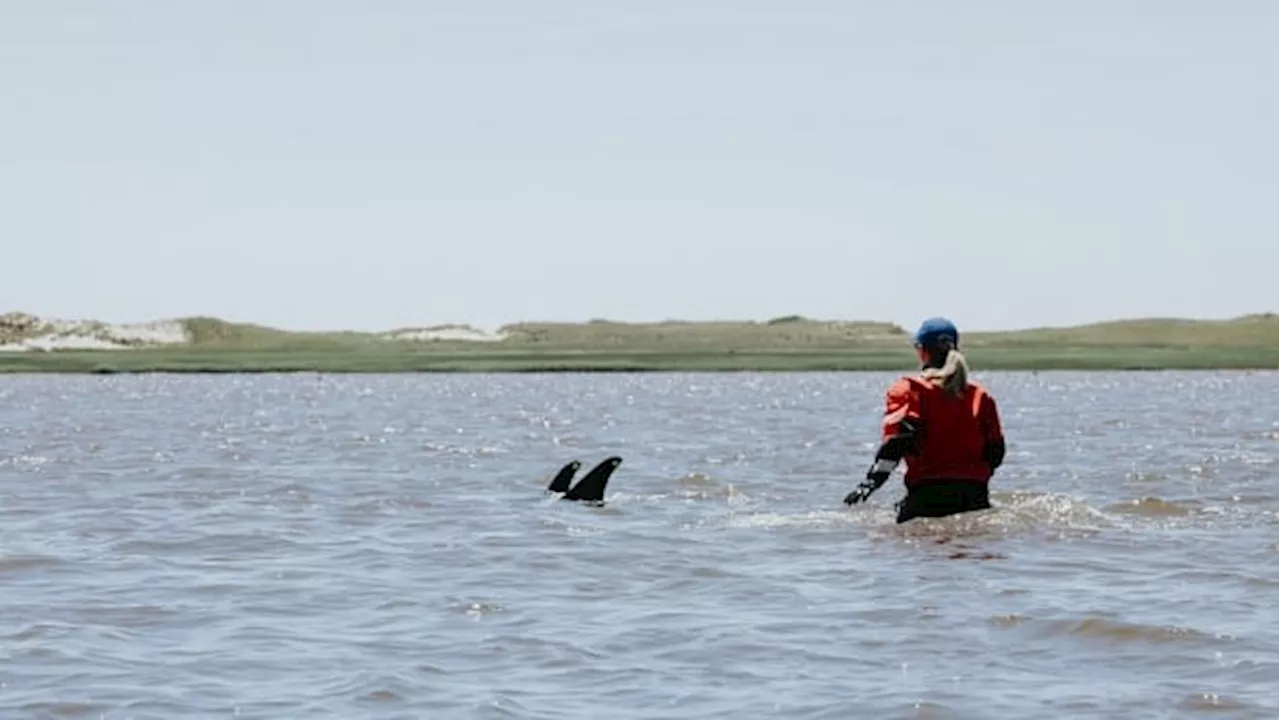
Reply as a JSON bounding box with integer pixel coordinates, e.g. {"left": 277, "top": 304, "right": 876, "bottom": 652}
{"left": 546, "top": 460, "right": 581, "bottom": 494}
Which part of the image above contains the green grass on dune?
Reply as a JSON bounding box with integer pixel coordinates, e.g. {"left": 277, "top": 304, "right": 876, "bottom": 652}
{"left": 179, "top": 316, "right": 386, "bottom": 349}
{"left": 0, "top": 313, "right": 1274, "bottom": 373}
{"left": 0, "top": 345, "right": 1272, "bottom": 374}
{"left": 494, "top": 316, "right": 910, "bottom": 350}
{"left": 966, "top": 313, "right": 1279, "bottom": 348}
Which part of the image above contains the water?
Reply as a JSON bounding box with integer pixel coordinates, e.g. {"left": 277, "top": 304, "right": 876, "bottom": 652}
{"left": 0, "top": 371, "right": 1275, "bottom": 720}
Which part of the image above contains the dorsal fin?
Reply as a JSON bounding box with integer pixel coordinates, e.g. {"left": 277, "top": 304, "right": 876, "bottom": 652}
{"left": 546, "top": 460, "right": 581, "bottom": 494}
{"left": 564, "top": 456, "right": 622, "bottom": 504}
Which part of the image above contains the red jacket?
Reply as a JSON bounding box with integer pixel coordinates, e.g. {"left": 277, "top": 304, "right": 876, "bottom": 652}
{"left": 880, "top": 375, "right": 1004, "bottom": 486}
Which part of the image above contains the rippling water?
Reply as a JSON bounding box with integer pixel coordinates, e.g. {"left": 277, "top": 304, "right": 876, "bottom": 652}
{"left": 0, "top": 371, "right": 1275, "bottom": 719}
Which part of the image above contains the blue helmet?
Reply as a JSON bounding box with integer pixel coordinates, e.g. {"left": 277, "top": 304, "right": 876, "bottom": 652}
{"left": 914, "top": 317, "right": 959, "bottom": 349}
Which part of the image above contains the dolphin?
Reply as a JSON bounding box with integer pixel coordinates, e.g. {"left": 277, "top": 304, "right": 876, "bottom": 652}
{"left": 546, "top": 460, "right": 581, "bottom": 494}
{"left": 546, "top": 456, "right": 623, "bottom": 505}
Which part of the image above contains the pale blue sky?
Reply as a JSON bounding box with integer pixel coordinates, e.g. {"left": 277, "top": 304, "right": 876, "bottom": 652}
{"left": 2, "top": 1, "right": 1275, "bottom": 332}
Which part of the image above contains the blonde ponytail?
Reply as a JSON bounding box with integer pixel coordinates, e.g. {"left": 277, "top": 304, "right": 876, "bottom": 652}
{"left": 921, "top": 348, "right": 969, "bottom": 398}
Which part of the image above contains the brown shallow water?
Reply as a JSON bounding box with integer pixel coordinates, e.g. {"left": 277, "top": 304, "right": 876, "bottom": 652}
{"left": 0, "top": 371, "right": 1276, "bottom": 719}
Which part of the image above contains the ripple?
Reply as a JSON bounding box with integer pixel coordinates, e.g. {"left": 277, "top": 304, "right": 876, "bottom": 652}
{"left": 5, "top": 624, "right": 47, "bottom": 641}
{"left": 1006, "top": 616, "right": 1231, "bottom": 646}
{"left": 12, "top": 701, "right": 105, "bottom": 718}
{"left": 1175, "top": 692, "right": 1257, "bottom": 712}
{"left": 1104, "top": 496, "right": 1195, "bottom": 516}
{"left": 0, "top": 553, "right": 63, "bottom": 573}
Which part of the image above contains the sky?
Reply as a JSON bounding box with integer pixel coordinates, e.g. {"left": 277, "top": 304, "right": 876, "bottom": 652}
{"left": 1, "top": 1, "right": 1276, "bottom": 332}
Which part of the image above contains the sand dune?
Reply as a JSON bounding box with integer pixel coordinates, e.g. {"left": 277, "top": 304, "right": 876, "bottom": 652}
{"left": 0, "top": 313, "right": 188, "bottom": 352}
{"left": 382, "top": 326, "right": 507, "bottom": 343}
{"left": 0, "top": 312, "right": 510, "bottom": 351}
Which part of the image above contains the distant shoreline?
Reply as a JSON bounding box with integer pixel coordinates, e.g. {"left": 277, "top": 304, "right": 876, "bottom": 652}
{"left": 0, "top": 311, "right": 1274, "bottom": 373}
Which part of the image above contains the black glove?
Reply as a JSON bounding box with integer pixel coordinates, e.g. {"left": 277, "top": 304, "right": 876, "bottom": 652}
{"left": 843, "top": 459, "right": 895, "bottom": 505}
{"left": 843, "top": 479, "right": 882, "bottom": 505}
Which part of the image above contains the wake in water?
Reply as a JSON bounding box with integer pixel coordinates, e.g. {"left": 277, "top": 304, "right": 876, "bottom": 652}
{"left": 689, "top": 492, "right": 1110, "bottom": 540}
{"left": 528, "top": 451, "right": 1276, "bottom": 566}
{"left": 546, "top": 486, "right": 1109, "bottom": 558}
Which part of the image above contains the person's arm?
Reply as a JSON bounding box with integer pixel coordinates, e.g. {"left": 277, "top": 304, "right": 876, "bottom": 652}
{"left": 980, "top": 392, "right": 1005, "bottom": 472}
{"left": 844, "top": 381, "right": 920, "bottom": 505}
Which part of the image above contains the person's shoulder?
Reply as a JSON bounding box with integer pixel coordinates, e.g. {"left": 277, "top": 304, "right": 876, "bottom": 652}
{"left": 970, "top": 378, "right": 995, "bottom": 394}
{"left": 887, "top": 374, "right": 917, "bottom": 389}
{"left": 967, "top": 381, "right": 999, "bottom": 404}
{"left": 886, "top": 375, "right": 926, "bottom": 398}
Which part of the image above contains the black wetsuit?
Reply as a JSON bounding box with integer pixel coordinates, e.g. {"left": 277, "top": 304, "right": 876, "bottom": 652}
{"left": 894, "top": 481, "right": 991, "bottom": 523}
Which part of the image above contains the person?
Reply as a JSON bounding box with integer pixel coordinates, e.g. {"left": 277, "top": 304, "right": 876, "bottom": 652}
{"left": 843, "top": 317, "right": 1006, "bottom": 523}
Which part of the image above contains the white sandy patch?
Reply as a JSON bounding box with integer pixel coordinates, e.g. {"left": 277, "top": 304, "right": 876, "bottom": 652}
{"left": 383, "top": 326, "right": 507, "bottom": 343}
{"left": 0, "top": 314, "right": 189, "bottom": 352}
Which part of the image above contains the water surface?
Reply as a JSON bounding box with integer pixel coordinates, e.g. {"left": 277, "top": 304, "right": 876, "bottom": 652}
{"left": 1, "top": 371, "right": 1276, "bottom": 719}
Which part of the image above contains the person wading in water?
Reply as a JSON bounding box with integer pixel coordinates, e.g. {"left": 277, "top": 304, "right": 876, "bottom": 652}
{"left": 843, "top": 317, "right": 1006, "bottom": 523}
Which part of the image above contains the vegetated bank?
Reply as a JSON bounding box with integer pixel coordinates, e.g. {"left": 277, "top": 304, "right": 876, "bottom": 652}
{"left": 0, "top": 312, "right": 1274, "bottom": 374}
